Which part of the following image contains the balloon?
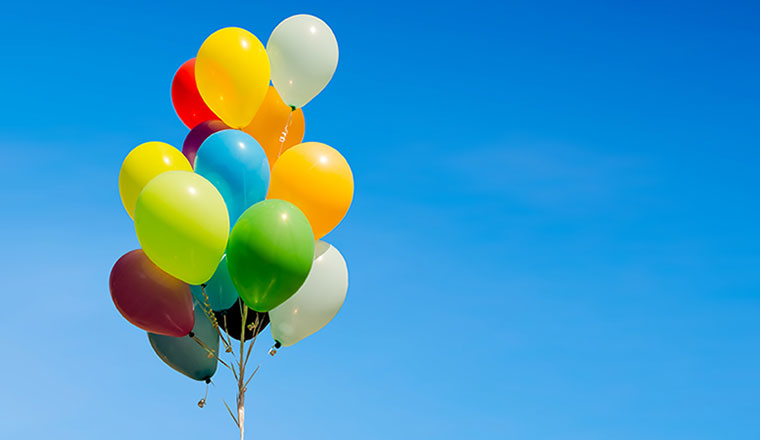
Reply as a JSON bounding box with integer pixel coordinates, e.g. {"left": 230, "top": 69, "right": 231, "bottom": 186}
{"left": 135, "top": 171, "right": 229, "bottom": 285}
{"left": 267, "top": 14, "right": 338, "bottom": 108}
{"left": 149, "top": 301, "right": 219, "bottom": 381}
{"left": 214, "top": 299, "right": 270, "bottom": 342}
{"left": 171, "top": 59, "right": 218, "bottom": 129}
{"left": 195, "top": 27, "right": 270, "bottom": 128}
{"left": 118, "top": 142, "right": 192, "bottom": 219}
{"left": 109, "top": 249, "right": 195, "bottom": 337}
{"left": 227, "top": 200, "right": 314, "bottom": 312}
{"left": 194, "top": 130, "right": 270, "bottom": 224}
{"left": 190, "top": 255, "right": 239, "bottom": 311}
{"left": 270, "top": 241, "right": 348, "bottom": 347}
{"left": 242, "top": 86, "right": 305, "bottom": 169}
{"left": 267, "top": 142, "right": 353, "bottom": 239}
{"left": 182, "top": 119, "right": 229, "bottom": 166}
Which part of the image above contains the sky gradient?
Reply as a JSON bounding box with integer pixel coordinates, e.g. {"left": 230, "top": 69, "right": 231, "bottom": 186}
{"left": 1, "top": 1, "right": 759, "bottom": 438}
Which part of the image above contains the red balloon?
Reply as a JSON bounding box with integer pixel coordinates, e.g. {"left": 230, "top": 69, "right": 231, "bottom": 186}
{"left": 171, "top": 59, "right": 217, "bottom": 129}
{"left": 109, "top": 249, "right": 195, "bottom": 337}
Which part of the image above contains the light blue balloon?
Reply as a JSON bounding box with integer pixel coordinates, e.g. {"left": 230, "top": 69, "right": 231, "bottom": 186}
{"left": 194, "top": 129, "right": 270, "bottom": 224}
{"left": 148, "top": 301, "right": 219, "bottom": 381}
{"left": 191, "top": 255, "right": 239, "bottom": 311}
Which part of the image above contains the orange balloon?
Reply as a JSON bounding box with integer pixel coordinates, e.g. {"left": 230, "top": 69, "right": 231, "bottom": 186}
{"left": 267, "top": 142, "right": 353, "bottom": 239}
{"left": 243, "top": 86, "right": 305, "bottom": 169}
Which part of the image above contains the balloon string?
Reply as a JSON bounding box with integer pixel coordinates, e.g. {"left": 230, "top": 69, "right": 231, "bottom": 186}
{"left": 276, "top": 109, "right": 295, "bottom": 161}
{"left": 200, "top": 285, "right": 220, "bottom": 331}
{"left": 200, "top": 285, "right": 234, "bottom": 354}
{"left": 198, "top": 380, "right": 210, "bottom": 408}
{"left": 220, "top": 314, "right": 234, "bottom": 352}
{"left": 191, "top": 334, "right": 234, "bottom": 372}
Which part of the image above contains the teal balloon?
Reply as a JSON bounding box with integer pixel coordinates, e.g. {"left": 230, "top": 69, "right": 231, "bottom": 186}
{"left": 191, "top": 255, "right": 240, "bottom": 311}
{"left": 148, "top": 301, "right": 219, "bottom": 381}
{"left": 193, "top": 129, "right": 270, "bottom": 224}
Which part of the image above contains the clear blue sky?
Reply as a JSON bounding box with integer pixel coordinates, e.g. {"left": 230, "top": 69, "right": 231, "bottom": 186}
{"left": 1, "top": 1, "right": 759, "bottom": 438}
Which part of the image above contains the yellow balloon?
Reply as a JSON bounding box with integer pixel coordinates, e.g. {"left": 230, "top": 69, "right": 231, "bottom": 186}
{"left": 118, "top": 141, "right": 192, "bottom": 219}
{"left": 135, "top": 171, "right": 230, "bottom": 285}
{"left": 196, "top": 27, "right": 271, "bottom": 128}
{"left": 267, "top": 142, "right": 353, "bottom": 239}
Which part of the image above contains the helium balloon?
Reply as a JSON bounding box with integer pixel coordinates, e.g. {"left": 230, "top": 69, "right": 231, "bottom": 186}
{"left": 135, "top": 171, "right": 229, "bottom": 285}
{"left": 227, "top": 200, "right": 314, "bottom": 312}
{"left": 195, "top": 27, "right": 270, "bottom": 128}
{"left": 270, "top": 241, "right": 348, "bottom": 347}
{"left": 109, "top": 249, "right": 195, "bottom": 337}
{"left": 242, "top": 86, "right": 305, "bottom": 169}
{"left": 171, "top": 59, "right": 218, "bottom": 129}
{"left": 267, "top": 14, "right": 338, "bottom": 108}
{"left": 194, "top": 130, "right": 270, "bottom": 224}
{"left": 267, "top": 142, "right": 353, "bottom": 239}
{"left": 190, "top": 255, "right": 239, "bottom": 311}
{"left": 182, "top": 119, "right": 229, "bottom": 166}
{"left": 149, "top": 301, "right": 219, "bottom": 381}
{"left": 214, "top": 299, "right": 270, "bottom": 342}
{"left": 118, "top": 142, "right": 192, "bottom": 219}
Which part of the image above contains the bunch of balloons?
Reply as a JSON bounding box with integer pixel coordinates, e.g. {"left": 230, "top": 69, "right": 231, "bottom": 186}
{"left": 110, "top": 14, "right": 352, "bottom": 396}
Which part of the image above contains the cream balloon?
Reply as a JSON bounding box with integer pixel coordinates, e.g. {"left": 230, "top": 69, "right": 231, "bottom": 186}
{"left": 269, "top": 241, "right": 348, "bottom": 347}
{"left": 267, "top": 14, "right": 338, "bottom": 108}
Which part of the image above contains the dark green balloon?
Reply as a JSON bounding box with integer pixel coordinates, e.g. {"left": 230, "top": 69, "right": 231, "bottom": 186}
{"left": 227, "top": 199, "right": 315, "bottom": 312}
{"left": 148, "top": 301, "right": 219, "bottom": 381}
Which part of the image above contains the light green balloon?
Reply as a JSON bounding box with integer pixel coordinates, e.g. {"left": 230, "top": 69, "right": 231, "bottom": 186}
{"left": 267, "top": 14, "right": 339, "bottom": 108}
{"left": 269, "top": 241, "right": 348, "bottom": 347}
{"left": 135, "top": 171, "right": 229, "bottom": 285}
{"left": 149, "top": 301, "right": 219, "bottom": 381}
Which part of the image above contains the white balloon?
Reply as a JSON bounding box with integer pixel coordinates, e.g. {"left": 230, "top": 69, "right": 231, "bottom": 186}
{"left": 269, "top": 241, "right": 348, "bottom": 346}
{"left": 267, "top": 14, "right": 339, "bottom": 108}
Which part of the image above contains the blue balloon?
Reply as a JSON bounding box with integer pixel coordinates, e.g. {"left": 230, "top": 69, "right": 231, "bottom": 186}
{"left": 194, "top": 129, "right": 270, "bottom": 224}
{"left": 191, "top": 255, "right": 239, "bottom": 311}
{"left": 148, "top": 301, "right": 219, "bottom": 381}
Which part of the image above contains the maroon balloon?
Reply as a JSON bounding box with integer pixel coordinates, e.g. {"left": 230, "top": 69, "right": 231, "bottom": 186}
{"left": 109, "top": 249, "right": 195, "bottom": 337}
{"left": 182, "top": 119, "right": 229, "bottom": 166}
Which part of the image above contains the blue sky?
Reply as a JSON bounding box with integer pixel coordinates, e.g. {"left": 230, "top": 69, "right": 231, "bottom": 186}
{"left": 1, "top": 0, "right": 759, "bottom": 438}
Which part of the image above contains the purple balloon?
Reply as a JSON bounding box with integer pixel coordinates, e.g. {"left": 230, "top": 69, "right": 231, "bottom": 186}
{"left": 182, "top": 120, "right": 229, "bottom": 167}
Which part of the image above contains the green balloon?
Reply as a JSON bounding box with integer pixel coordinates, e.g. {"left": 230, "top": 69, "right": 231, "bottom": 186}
{"left": 227, "top": 199, "right": 315, "bottom": 312}
{"left": 148, "top": 301, "right": 219, "bottom": 381}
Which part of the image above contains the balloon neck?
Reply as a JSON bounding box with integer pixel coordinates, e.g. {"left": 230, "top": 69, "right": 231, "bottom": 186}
{"left": 274, "top": 341, "right": 282, "bottom": 349}
{"left": 205, "top": 377, "right": 211, "bottom": 384}
{"left": 289, "top": 105, "right": 296, "bottom": 112}
{"left": 188, "top": 331, "right": 195, "bottom": 338}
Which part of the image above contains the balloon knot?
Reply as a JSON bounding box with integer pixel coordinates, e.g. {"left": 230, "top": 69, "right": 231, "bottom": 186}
{"left": 290, "top": 105, "right": 296, "bottom": 112}
{"left": 188, "top": 331, "right": 195, "bottom": 338}
{"left": 205, "top": 378, "right": 211, "bottom": 384}
{"left": 269, "top": 341, "right": 281, "bottom": 357}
